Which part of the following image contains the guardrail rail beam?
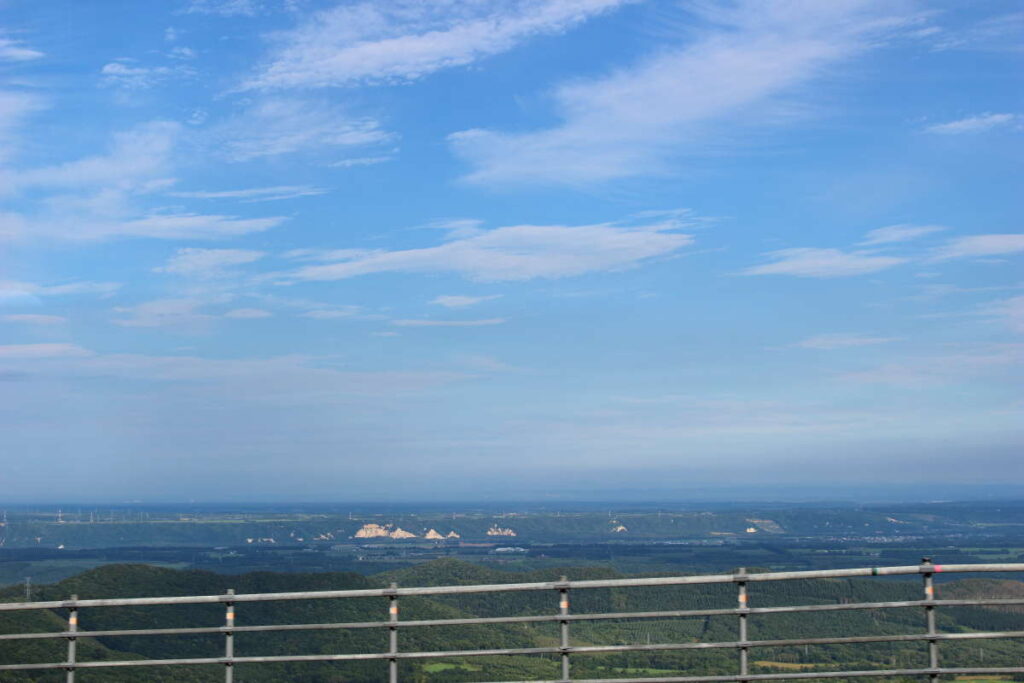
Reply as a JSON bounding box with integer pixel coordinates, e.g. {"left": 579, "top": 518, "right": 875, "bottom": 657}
{"left": 0, "top": 562, "right": 1019, "bottom": 683}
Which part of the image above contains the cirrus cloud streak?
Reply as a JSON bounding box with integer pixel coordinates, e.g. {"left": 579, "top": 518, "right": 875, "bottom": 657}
{"left": 243, "top": 0, "right": 629, "bottom": 89}
{"left": 742, "top": 248, "right": 907, "bottom": 278}
{"left": 450, "top": 0, "right": 921, "bottom": 185}
{"left": 290, "top": 218, "right": 693, "bottom": 283}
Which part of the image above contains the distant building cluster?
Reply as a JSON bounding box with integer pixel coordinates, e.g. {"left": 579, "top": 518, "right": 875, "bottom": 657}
{"left": 352, "top": 523, "right": 460, "bottom": 540}
{"left": 424, "top": 528, "right": 461, "bottom": 540}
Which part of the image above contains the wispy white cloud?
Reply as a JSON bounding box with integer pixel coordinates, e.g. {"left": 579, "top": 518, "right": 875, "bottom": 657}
{"left": 243, "top": 0, "right": 628, "bottom": 89}
{"left": 6, "top": 120, "right": 179, "bottom": 192}
{"left": 795, "top": 333, "right": 900, "bottom": 349}
{"left": 155, "top": 248, "right": 265, "bottom": 277}
{"left": 168, "top": 185, "right": 326, "bottom": 201}
{"left": 430, "top": 294, "right": 501, "bottom": 308}
{"left": 860, "top": 224, "right": 946, "bottom": 245}
{"left": 99, "top": 59, "right": 190, "bottom": 89}
{"left": 0, "top": 121, "right": 289, "bottom": 241}
{"left": 925, "top": 113, "right": 1018, "bottom": 134}
{"left": 299, "top": 307, "right": 361, "bottom": 319}
{"left": 115, "top": 298, "right": 275, "bottom": 327}
{"left": 0, "top": 90, "right": 45, "bottom": 162}
{"left": 217, "top": 98, "right": 392, "bottom": 162}
{"left": 450, "top": 0, "right": 919, "bottom": 185}
{"left": 224, "top": 308, "right": 272, "bottom": 319}
{"left": 742, "top": 248, "right": 908, "bottom": 278}
{"left": 928, "top": 12, "right": 1024, "bottom": 52}
{"left": 905, "top": 282, "right": 1022, "bottom": 301}
{"left": 168, "top": 46, "right": 197, "bottom": 60}
{"left": 186, "top": 0, "right": 264, "bottom": 16}
{"left": 747, "top": 227, "right": 1023, "bottom": 278}
{"left": 0, "top": 347, "right": 465, "bottom": 397}
{"left": 291, "top": 216, "right": 692, "bottom": 282}
{"left": 979, "top": 296, "right": 1024, "bottom": 334}
{"left": 421, "top": 218, "right": 486, "bottom": 240}
{"left": 589, "top": 395, "right": 891, "bottom": 437}
{"left": 392, "top": 318, "right": 506, "bottom": 327}
{"left": 2, "top": 313, "right": 67, "bottom": 325}
{"left": 0, "top": 280, "right": 120, "bottom": 305}
{"left": 23, "top": 212, "right": 286, "bottom": 241}
{"left": 0, "top": 36, "right": 43, "bottom": 61}
{"left": 930, "top": 234, "right": 1024, "bottom": 261}
{"left": 328, "top": 154, "right": 395, "bottom": 168}
{"left": 0, "top": 343, "right": 90, "bottom": 358}
{"left": 283, "top": 248, "right": 376, "bottom": 262}
{"left": 113, "top": 298, "right": 217, "bottom": 328}
{"left": 38, "top": 281, "right": 121, "bottom": 296}
{"left": 841, "top": 344, "right": 1024, "bottom": 386}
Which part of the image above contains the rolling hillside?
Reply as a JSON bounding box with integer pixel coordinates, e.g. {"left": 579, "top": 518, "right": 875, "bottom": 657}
{"left": 0, "top": 560, "right": 1021, "bottom": 682}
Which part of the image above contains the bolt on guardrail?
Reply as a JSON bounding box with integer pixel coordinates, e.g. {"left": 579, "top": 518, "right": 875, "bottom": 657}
{"left": 559, "top": 575, "right": 571, "bottom": 681}
{"left": 65, "top": 593, "right": 77, "bottom": 683}
{"left": 0, "top": 562, "right": 1021, "bottom": 682}
{"left": 922, "top": 558, "right": 939, "bottom": 683}
{"left": 388, "top": 582, "right": 399, "bottom": 683}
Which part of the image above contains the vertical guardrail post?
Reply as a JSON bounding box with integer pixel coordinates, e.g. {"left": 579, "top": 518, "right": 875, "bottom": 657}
{"left": 558, "top": 576, "right": 571, "bottom": 681}
{"left": 65, "top": 594, "right": 77, "bottom": 683}
{"left": 737, "top": 568, "right": 749, "bottom": 682}
{"left": 922, "top": 558, "right": 939, "bottom": 683}
{"left": 224, "top": 589, "right": 235, "bottom": 683}
{"left": 388, "top": 582, "right": 399, "bottom": 683}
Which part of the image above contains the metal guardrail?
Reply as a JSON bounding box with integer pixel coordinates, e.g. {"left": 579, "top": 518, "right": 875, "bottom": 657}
{"left": 0, "top": 560, "right": 1022, "bottom": 682}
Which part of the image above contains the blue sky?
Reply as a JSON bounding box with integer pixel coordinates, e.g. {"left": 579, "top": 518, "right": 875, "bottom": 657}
{"left": 0, "top": 0, "right": 1021, "bottom": 502}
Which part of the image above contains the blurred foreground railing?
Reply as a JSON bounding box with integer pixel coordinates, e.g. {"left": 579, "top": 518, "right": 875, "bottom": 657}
{"left": 0, "top": 560, "right": 1022, "bottom": 682}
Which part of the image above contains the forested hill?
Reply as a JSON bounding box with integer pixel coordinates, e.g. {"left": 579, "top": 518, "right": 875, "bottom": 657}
{"left": 1, "top": 560, "right": 1022, "bottom": 682}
